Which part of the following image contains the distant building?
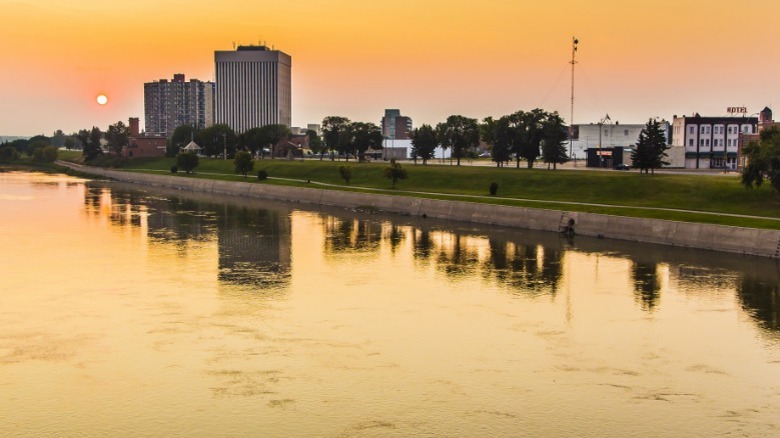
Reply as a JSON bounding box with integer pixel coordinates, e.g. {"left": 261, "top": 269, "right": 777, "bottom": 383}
{"left": 738, "top": 107, "right": 777, "bottom": 169}
{"left": 214, "top": 45, "right": 292, "bottom": 133}
{"left": 144, "top": 74, "right": 214, "bottom": 138}
{"left": 671, "top": 112, "right": 758, "bottom": 170}
{"left": 122, "top": 118, "right": 166, "bottom": 158}
{"left": 381, "top": 109, "right": 413, "bottom": 140}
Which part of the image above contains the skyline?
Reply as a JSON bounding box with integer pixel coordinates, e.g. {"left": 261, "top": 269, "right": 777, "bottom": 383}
{"left": 2, "top": 0, "right": 779, "bottom": 137}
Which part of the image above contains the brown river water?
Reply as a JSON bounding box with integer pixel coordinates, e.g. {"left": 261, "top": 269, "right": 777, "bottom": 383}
{"left": 1, "top": 171, "right": 778, "bottom": 437}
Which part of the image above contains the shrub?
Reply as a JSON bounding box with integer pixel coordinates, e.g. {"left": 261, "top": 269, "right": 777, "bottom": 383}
{"left": 176, "top": 152, "right": 199, "bottom": 174}
{"left": 42, "top": 146, "right": 58, "bottom": 162}
{"left": 338, "top": 164, "right": 352, "bottom": 184}
{"left": 383, "top": 158, "right": 407, "bottom": 189}
{"left": 257, "top": 169, "right": 268, "bottom": 180}
{"left": 489, "top": 182, "right": 499, "bottom": 196}
{"left": 170, "top": 165, "right": 178, "bottom": 173}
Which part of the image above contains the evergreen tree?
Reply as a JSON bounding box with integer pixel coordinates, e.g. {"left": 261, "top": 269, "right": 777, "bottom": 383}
{"left": 631, "top": 119, "right": 669, "bottom": 174}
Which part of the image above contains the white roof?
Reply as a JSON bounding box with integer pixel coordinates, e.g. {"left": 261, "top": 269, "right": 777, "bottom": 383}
{"left": 182, "top": 141, "right": 201, "bottom": 151}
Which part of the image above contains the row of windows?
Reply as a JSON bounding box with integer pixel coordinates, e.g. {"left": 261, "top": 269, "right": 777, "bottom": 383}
{"left": 687, "top": 124, "right": 753, "bottom": 135}
{"left": 687, "top": 138, "right": 741, "bottom": 148}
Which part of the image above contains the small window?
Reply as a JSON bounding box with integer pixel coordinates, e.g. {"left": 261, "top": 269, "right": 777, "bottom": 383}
{"left": 689, "top": 139, "right": 694, "bottom": 147}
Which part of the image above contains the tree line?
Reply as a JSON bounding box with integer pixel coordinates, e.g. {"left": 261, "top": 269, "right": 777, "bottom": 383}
{"left": 405, "top": 109, "right": 569, "bottom": 168}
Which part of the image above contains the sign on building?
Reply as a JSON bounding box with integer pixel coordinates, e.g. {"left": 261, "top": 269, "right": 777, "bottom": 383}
{"left": 727, "top": 107, "right": 747, "bottom": 114}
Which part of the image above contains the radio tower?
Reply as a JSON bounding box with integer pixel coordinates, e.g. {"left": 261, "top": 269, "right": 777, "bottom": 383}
{"left": 569, "top": 37, "right": 578, "bottom": 160}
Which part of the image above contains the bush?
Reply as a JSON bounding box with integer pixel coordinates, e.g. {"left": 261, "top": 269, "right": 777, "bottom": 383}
{"left": 383, "top": 158, "right": 407, "bottom": 189}
{"left": 176, "top": 152, "right": 199, "bottom": 174}
{"left": 170, "top": 165, "right": 178, "bottom": 173}
{"left": 338, "top": 164, "right": 352, "bottom": 184}
{"left": 42, "top": 146, "right": 58, "bottom": 162}
{"left": 489, "top": 182, "right": 499, "bottom": 196}
{"left": 257, "top": 169, "right": 268, "bottom": 180}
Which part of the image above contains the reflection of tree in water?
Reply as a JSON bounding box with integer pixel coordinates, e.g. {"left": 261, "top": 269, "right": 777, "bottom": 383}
{"left": 484, "top": 240, "right": 563, "bottom": 296}
{"left": 413, "top": 229, "right": 433, "bottom": 261}
{"left": 433, "top": 234, "right": 478, "bottom": 278}
{"left": 323, "top": 217, "right": 381, "bottom": 253}
{"left": 386, "top": 224, "right": 405, "bottom": 253}
{"left": 216, "top": 205, "right": 291, "bottom": 288}
{"left": 631, "top": 262, "right": 660, "bottom": 311}
{"left": 738, "top": 274, "right": 779, "bottom": 332}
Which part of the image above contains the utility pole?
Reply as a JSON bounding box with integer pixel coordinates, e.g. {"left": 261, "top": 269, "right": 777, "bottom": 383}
{"left": 569, "top": 37, "right": 578, "bottom": 163}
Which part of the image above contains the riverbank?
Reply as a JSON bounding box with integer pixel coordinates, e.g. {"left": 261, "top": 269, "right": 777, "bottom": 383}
{"left": 57, "top": 161, "right": 780, "bottom": 258}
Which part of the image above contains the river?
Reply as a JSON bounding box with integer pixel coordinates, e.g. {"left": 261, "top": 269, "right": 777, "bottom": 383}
{"left": 1, "top": 171, "right": 778, "bottom": 437}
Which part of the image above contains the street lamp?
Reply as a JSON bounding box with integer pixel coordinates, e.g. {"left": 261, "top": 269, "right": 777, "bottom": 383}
{"left": 598, "top": 114, "right": 611, "bottom": 168}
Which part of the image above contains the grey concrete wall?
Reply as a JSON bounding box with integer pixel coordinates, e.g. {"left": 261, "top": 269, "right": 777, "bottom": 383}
{"left": 59, "top": 162, "right": 780, "bottom": 258}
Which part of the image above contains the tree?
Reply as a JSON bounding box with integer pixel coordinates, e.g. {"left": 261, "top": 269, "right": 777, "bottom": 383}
{"left": 742, "top": 126, "right": 780, "bottom": 200}
{"left": 322, "top": 116, "right": 351, "bottom": 160}
{"left": 80, "top": 127, "right": 103, "bottom": 161}
{"left": 233, "top": 150, "right": 254, "bottom": 178}
{"left": 631, "top": 118, "right": 669, "bottom": 174}
{"left": 383, "top": 158, "right": 407, "bottom": 188}
{"left": 176, "top": 152, "right": 199, "bottom": 174}
{"left": 42, "top": 145, "right": 58, "bottom": 162}
{"left": 491, "top": 116, "right": 514, "bottom": 167}
{"left": 263, "top": 124, "right": 292, "bottom": 159}
{"left": 436, "top": 115, "right": 480, "bottom": 166}
{"left": 540, "top": 112, "right": 569, "bottom": 170}
{"left": 411, "top": 124, "right": 437, "bottom": 165}
{"left": 348, "top": 122, "right": 383, "bottom": 161}
{"left": 196, "top": 124, "right": 236, "bottom": 158}
{"left": 105, "top": 121, "right": 129, "bottom": 155}
{"left": 169, "top": 125, "right": 197, "bottom": 157}
{"left": 306, "top": 129, "right": 325, "bottom": 157}
{"left": 515, "top": 109, "right": 547, "bottom": 169}
{"left": 64, "top": 137, "right": 76, "bottom": 150}
{"left": 51, "top": 130, "right": 66, "bottom": 148}
{"left": 0, "top": 145, "right": 19, "bottom": 162}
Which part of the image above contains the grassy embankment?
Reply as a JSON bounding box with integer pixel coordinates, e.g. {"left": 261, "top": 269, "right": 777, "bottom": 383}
{"left": 58, "top": 151, "right": 780, "bottom": 230}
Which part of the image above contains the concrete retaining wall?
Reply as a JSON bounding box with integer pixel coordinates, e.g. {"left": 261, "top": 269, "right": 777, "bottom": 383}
{"left": 59, "top": 163, "right": 780, "bottom": 258}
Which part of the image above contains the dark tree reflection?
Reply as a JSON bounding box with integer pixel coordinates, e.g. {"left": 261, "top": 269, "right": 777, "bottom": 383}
{"left": 632, "top": 262, "right": 661, "bottom": 312}
{"left": 413, "top": 229, "right": 433, "bottom": 261}
{"left": 738, "top": 275, "right": 780, "bottom": 331}
{"left": 323, "top": 217, "right": 381, "bottom": 253}
{"left": 485, "top": 241, "right": 563, "bottom": 296}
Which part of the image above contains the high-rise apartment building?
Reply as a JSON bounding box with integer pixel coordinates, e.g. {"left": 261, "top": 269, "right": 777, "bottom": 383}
{"left": 214, "top": 45, "right": 292, "bottom": 133}
{"left": 381, "top": 109, "right": 413, "bottom": 140}
{"left": 144, "top": 74, "right": 214, "bottom": 138}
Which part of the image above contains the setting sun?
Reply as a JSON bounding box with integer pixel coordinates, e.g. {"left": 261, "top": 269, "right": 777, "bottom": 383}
{"left": 96, "top": 95, "right": 108, "bottom": 105}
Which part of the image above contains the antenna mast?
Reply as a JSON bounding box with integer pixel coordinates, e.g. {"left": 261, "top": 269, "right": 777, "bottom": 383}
{"left": 569, "top": 37, "right": 578, "bottom": 160}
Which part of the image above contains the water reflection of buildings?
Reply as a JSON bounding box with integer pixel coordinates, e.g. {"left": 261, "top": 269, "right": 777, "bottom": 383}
{"left": 216, "top": 206, "right": 291, "bottom": 287}
{"left": 83, "top": 184, "right": 292, "bottom": 288}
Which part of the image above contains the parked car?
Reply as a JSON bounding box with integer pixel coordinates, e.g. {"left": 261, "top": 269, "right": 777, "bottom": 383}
{"left": 614, "top": 163, "right": 630, "bottom": 171}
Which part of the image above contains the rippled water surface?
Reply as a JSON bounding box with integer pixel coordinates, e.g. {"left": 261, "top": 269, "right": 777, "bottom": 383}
{"left": 1, "top": 171, "right": 779, "bottom": 437}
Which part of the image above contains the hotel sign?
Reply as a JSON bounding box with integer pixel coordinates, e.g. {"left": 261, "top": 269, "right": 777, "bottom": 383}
{"left": 727, "top": 107, "right": 747, "bottom": 114}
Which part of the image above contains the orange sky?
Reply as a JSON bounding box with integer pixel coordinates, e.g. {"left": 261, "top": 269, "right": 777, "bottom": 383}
{"left": 2, "top": 0, "right": 778, "bottom": 136}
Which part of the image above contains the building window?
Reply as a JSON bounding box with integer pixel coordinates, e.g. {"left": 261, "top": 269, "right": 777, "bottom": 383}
{"left": 624, "top": 130, "right": 629, "bottom": 136}
{"left": 689, "top": 126, "right": 695, "bottom": 134}
{"left": 689, "top": 139, "right": 694, "bottom": 147}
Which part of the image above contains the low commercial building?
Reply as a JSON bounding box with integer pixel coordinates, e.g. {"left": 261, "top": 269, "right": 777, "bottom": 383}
{"left": 671, "top": 112, "right": 758, "bottom": 170}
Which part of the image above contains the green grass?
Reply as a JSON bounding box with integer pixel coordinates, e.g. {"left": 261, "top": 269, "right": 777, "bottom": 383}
{"left": 61, "top": 155, "right": 780, "bottom": 229}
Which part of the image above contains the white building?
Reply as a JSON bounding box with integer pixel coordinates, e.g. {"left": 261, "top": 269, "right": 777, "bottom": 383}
{"left": 671, "top": 113, "right": 757, "bottom": 170}
{"left": 214, "top": 45, "right": 291, "bottom": 133}
{"left": 568, "top": 121, "right": 670, "bottom": 161}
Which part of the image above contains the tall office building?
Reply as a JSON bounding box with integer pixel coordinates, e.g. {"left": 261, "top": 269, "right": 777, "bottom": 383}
{"left": 144, "top": 74, "right": 214, "bottom": 138}
{"left": 381, "top": 109, "right": 413, "bottom": 139}
{"left": 214, "top": 45, "right": 292, "bottom": 133}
